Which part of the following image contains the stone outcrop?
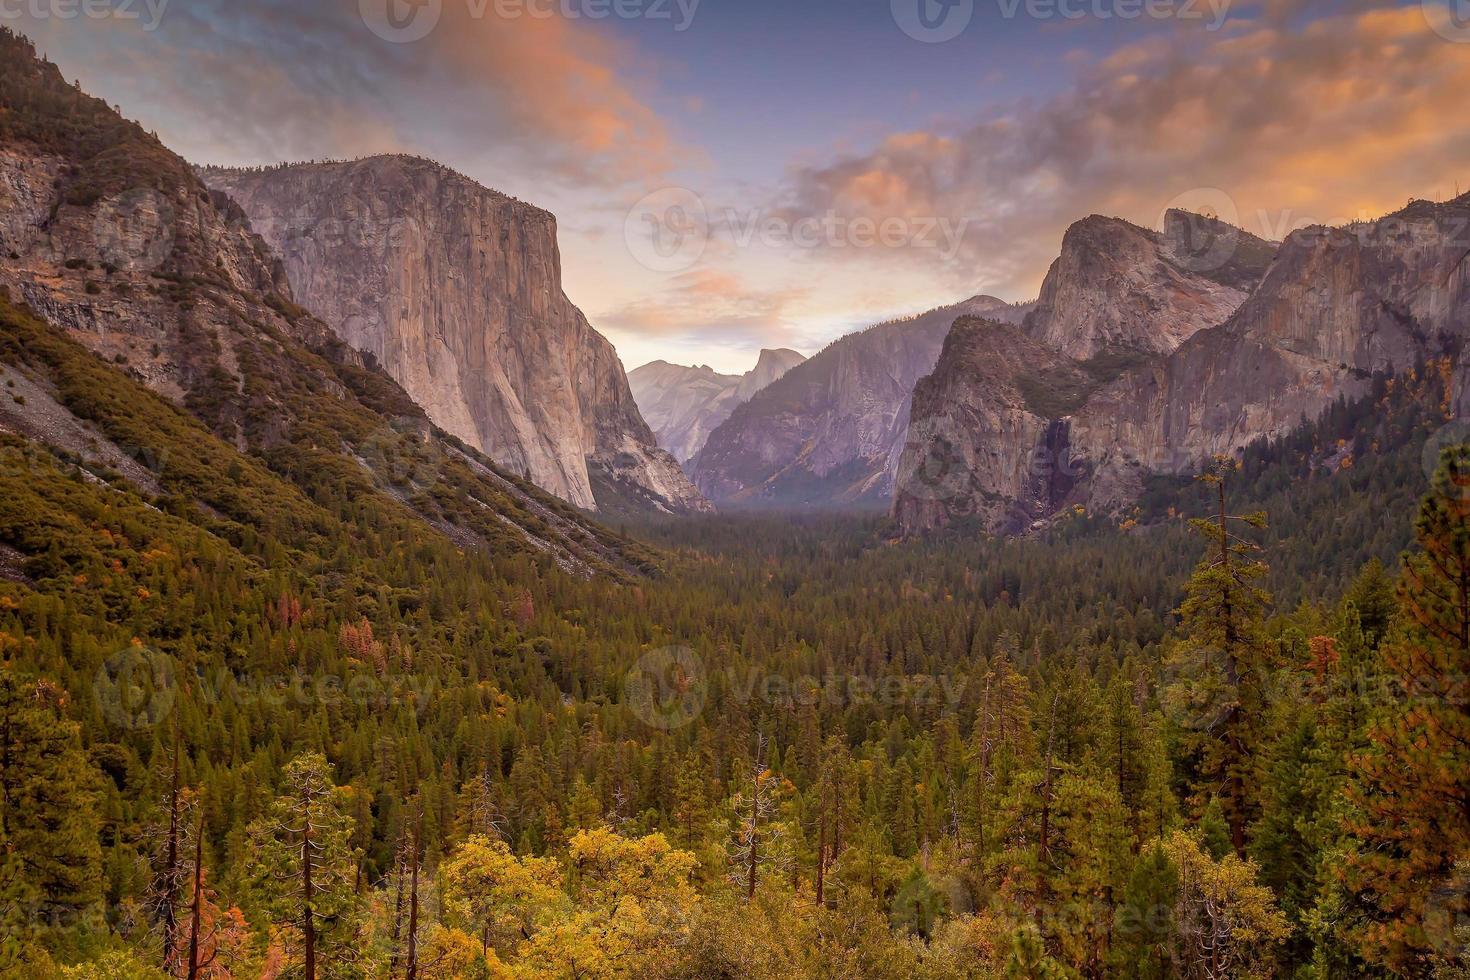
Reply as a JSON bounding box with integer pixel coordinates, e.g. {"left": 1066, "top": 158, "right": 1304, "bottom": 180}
{"left": 1023, "top": 211, "right": 1275, "bottom": 361}
{"left": 629, "top": 348, "right": 805, "bottom": 465}
{"left": 201, "top": 155, "right": 709, "bottom": 514}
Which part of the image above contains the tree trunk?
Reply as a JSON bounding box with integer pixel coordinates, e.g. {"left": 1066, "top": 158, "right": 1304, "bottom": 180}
{"left": 302, "top": 813, "right": 316, "bottom": 980}
{"left": 186, "top": 807, "right": 204, "bottom": 980}
{"left": 405, "top": 808, "right": 422, "bottom": 980}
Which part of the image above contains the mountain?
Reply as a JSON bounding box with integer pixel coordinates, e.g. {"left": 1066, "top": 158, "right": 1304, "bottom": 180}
{"left": 691, "top": 295, "right": 1033, "bottom": 508}
{"left": 895, "top": 195, "right": 1470, "bottom": 534}
{"left": 0, "top": 29, "right": 657, "bottom": 576}
{"left": 629, "top": 348, "right": 805, "bottom": 465}
{"left": 199, "top": 155, "right": 709, "bottom": 516}
{"left": 1023, "top": 210, "right": 1276, "bottom": 360}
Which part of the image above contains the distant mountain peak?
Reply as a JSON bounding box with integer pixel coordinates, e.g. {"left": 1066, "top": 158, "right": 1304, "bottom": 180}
{"left": 629, "top": 347, "right": 807, "bottom": 467}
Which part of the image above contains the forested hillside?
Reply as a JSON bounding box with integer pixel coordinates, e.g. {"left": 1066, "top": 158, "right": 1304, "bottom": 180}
{"left": 2, "top": 262, "right": 1468, "bottom": 976}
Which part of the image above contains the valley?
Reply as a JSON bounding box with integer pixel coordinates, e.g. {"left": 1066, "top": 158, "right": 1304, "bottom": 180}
{"left": 0, "top": 12, "right": 1466, "bottom": 980}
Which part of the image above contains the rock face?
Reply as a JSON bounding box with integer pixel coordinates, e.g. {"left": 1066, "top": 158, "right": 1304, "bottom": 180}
{"left": 896, "top": 196, "right": 1470, "bottom": 534}
{"left": 201, "top": 155, "right": 709, "bottom": 515}
{"left": 692, "top": 296, "right": 1032, "bottom": 508}
{"left": 1023, "top": 211, "right": 1276, "bottom": 360}
{"left": 0, "top": 31, "right": 663, "bottom": 575}
{"left": 629, "top": 348, "right": 805, "bottom": 465}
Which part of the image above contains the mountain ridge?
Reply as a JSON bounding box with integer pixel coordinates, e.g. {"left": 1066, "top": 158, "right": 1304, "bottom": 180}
{"left": 691, "top": 295, "right": 1033, "bottom": 508}
{"left": 896, "top": 193, "right": 1470, "bottom": 534}
{"left": 629, "top": 347, "right": 806, "bottom": 465}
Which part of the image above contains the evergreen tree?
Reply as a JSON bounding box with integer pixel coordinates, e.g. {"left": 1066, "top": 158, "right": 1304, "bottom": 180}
{"left": 1344, "top": 447, "right": 1470, "bottom": 976}
{"left": 1109, "top": 843, "right": 1178, "bottom": 980}
{"left": 245, "top": 754, "right": 359, "bottom": 979}
{"left": 1167, "top": 457, "right": 1272, "bottom": 855}
{"left": 0, "top": 668, "right": 101, "bottom": 916}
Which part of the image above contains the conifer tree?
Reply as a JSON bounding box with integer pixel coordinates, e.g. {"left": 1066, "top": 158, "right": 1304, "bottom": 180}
{"left": 245, "top": 753, "right": 359, "bottom": 980}
{"left": 1344, "top": 447, "right": 1470, "bottom": 975}
{"left": 0, "top": 669, "right": 101, "bottom": 916}
{"left": 1168, "top": 457, "right": 1272, "bottom": 855}
{"left": 1109, "top": 843, "right": 1178, "bottom": 979}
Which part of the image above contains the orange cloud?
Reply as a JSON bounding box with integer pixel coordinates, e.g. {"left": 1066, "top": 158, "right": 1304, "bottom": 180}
{"left": 779, "top": 3, "right": 1470, "bottom": 300}
{"left": 602, "top": 269, "right": 810, "bottom": 347}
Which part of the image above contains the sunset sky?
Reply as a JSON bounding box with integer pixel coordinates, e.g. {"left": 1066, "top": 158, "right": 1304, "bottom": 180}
{"left": 16, "top": 0, "right": 1470, "bottom": 373}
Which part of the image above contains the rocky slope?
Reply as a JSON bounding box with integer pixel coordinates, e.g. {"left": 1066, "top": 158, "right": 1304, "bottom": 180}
{"left": 200, "top": 155, "right": 708, "bottom": 515}
{"left": 691, "top": 296, "right": 1033, "bottom": 508}
{"left": 896, "top": 195, "right": 1470, "bottom": 534}
{"left": 1023, "top": 210, "right": 1276, "bottom": 361}
{"left": 0, "top": 30, "right": 659, "bottom": 575}
{"left": 629, "top": 348, "right": 805, "bottom": 465}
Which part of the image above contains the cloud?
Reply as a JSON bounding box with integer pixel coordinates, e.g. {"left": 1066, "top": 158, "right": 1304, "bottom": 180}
{"left": 601, "top": 268, "right": 810, "bottom": 350}
{"left": 17, "top": 0, "right": 684, "bottom": 187}
{"left": 773, "top": 4, "right": 1470, "bottom": 300}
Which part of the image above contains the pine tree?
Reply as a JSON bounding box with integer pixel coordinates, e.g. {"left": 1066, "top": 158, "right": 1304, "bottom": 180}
{"left": 0, "top": 669, "right": 101, "bottom": 916}
{"left": 1168, "top": 457, "right": 1272, "bottom": 855}
{"left": 1343, "top": 447, "right": 1470, "bottom": 975}
{"left": 245, "top": 753, "right": 359, "bottom": 979}
{"left": 1109, "top": 843, "right": 1178, "bottom": 979}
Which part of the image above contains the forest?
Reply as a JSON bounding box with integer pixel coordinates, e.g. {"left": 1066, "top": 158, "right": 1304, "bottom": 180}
{"left": 1, "top": 289, "right": 1468, "bottom": 978}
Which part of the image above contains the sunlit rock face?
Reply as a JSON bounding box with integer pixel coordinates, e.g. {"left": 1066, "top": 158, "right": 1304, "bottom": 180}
{"left": 896, "top": 197, "right": 1470, "bottom": 535}
{"left": 203, "top": 155, "right": 709, "bottom": 515}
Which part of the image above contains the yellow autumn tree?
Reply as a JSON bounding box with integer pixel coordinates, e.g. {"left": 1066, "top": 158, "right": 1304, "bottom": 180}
{"left": 514, "top": 828, "right": 699, "bottom": 979}
{"left": 1162, "top": 831, "right": 1289, "bottom": 979}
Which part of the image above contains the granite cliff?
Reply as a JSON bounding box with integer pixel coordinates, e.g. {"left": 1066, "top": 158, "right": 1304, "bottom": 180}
{"left": 201, "top": 156, "right": 709, "bottom": 515}
{"left": 896, "top": 196, "right": 1470, "bottom": 534}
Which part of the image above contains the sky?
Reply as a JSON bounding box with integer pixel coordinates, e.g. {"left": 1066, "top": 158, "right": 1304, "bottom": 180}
{"left": 11, "top": 0, "right": 1469, "bottom": 373}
